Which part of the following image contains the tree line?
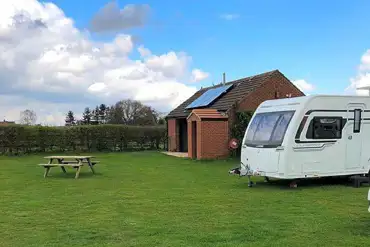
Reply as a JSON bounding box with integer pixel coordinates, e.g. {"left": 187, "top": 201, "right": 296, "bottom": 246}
{"left": 65, "top": 99, "right": 166, "bottom": 126}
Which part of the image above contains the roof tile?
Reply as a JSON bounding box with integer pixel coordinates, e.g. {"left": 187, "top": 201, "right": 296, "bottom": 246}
{"left": 166, "top": 69, "right": 284, "bottom": 118}
{"left": 187, "top": 109, "right": 228, "bottom": 120}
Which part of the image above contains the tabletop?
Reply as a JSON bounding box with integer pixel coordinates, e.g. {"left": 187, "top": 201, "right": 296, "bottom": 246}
{"left": 44, "top": 156, "right": 95, "bottom": 159}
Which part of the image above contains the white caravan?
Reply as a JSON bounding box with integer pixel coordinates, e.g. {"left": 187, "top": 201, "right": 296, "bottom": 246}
{"left": 229, "top": 95, "right": 370, "bottom": 187}
{"left": 368, "top": 188, "right": 370, "bottom": 212}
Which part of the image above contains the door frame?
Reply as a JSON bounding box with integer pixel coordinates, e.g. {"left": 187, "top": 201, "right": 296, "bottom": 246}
{"left": 345, "top": 104, "right": 364, "bottom": 170}
{"left": 178, "top": 119, "right": 188, "bottom": 152}
{"left": 192, "top": 121, "right": 197, "bottom": 159}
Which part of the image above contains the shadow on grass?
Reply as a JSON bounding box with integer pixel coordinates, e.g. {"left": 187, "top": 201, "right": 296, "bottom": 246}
{"left": 44, "top": 172, "right": 103, "bottom": 179}
{"left": 230, "top": 176, "right": 364, "bottom": 190}
{"left": 347, "top": 218, "right": 370, "bottom": 237}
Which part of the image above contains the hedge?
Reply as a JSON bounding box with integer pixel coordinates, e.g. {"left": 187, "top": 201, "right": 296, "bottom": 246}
{"left": 0, "top": 125, "right": 167, "bottom": 155}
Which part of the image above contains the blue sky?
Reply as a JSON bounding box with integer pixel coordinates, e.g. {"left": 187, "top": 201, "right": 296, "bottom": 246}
{"left": 50, "top": 0, "right": 370, "bottom": 94}
{"left": 1, "top": 0, "right": 370, "bottom": 125}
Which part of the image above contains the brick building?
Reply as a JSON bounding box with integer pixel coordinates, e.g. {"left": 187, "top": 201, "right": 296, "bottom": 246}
{"left": 0, "top": 120, "right": 16, "bottom": 126}
{"left": 166, "top": 69, "right": 305, "bottom": 159}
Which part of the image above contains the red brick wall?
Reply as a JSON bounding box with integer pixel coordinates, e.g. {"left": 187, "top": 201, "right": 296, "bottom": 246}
{"left": 187, "top": 114, "right": 200, "bottom": 159}
{"left": 237, "top": 73, "right": 304, "bottom": 111}
{"left": 196, "top": 121, "right": 202, "bottom": 159}
{"left": 187, "top": 115, "right": 229, "bottom": 160}
{"left": 199, "top": 120, "right": 229, "bottom": 159}
{"left": 0, "top": 122, "right": 15, "bottom": 126}
{"left": 187, "top": 121, "right": 193, "bottom": 158}
{"left": 167, "top": 118, "right": 177, "bottom": 151}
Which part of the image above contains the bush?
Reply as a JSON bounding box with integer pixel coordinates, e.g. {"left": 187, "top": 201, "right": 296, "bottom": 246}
{"left": 230, "top": 111, "right": 254, "bottom": 157}
{"left": 0, "top": 124, "right": 167, "bottom": 155}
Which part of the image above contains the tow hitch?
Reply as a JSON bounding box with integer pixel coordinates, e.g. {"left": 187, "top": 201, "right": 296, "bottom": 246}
{"left": 228, "top": 166, "right": 254, "bottom": 187}
{"left": 229, "top": 167, "right": 241, "bottom": 175}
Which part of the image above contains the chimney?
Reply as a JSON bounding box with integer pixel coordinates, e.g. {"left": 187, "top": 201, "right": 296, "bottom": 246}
{"left": 223, "top": 72, "right": 226, "bottom": 85}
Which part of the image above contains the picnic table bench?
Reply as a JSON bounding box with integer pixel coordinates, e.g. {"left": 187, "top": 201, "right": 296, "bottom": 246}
{"left": 38, "top": 156, "right": 99, "bottom": 179}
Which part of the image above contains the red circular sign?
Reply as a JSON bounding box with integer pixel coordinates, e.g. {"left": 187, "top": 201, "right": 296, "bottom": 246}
{"left": 229, "top": 138, "right": 239, "bottom": 149}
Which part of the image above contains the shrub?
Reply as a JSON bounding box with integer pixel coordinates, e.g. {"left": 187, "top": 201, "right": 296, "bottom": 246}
{"left": 0, "top": 124, "right": 167, "bottom": 155}
{"left": 230, "top": 111, "right": 254, "bottom": 157}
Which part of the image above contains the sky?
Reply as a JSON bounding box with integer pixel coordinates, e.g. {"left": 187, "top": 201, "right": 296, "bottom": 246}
{"left": 0, "top": 0, "right": 370, "bottom": 125}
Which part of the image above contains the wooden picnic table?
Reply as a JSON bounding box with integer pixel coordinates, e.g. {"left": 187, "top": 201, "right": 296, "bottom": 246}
{"left": 39, "top": 155, "right": 99, "bottom": 179}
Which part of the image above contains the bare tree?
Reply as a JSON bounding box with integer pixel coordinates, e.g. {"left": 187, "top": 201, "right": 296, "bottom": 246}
{"left": 121, "top": 99, "right": 144, "bottom": 124}
{"left": 20, "top": 109, "right": 37, "bottom": 125}
{"left": 135, "top": 106, "right": 158, "bottom": 125}
{"left": 106, "top": 99, "right": 159, "bottom": 125}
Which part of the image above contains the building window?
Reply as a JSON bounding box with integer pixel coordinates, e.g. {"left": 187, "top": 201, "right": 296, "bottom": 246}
{"left": 354, "top": 109, "right": 362, "bottom": 133}
{"left": 306, "top": 117, "right": 343, "bottom": 139}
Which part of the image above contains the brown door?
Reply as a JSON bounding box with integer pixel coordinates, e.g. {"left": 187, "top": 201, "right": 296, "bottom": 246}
{"left": 179, "top": 119, "right": 188, "bottom": 152}
{"left": 192, "top": 121, "right": 197, "bottom": 159}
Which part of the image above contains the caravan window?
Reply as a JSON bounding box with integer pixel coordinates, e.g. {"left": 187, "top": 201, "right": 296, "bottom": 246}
{"left": 306, "top": 117, "right": 343, "bottom": 139}
{"left": 354, "top": 109, "right": 362, "bottom": 133}
{"left": 244, "top": 111, "right": 295, "bottom": 147}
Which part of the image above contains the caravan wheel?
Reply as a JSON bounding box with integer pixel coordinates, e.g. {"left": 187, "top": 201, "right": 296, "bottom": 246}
{"left": 289, "top": 180, "right": 298, "bottom": 188}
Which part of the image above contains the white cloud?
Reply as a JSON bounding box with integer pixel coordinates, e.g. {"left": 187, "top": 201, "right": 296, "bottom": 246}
{"left": 348, "top": 73, "right": 370, "bottom": 95}
{"left": 292, "top": 79, "right": 315, "bottom": 93}
{"left": 143, "top": 51, "right": 191, "bottom": 78}
{"left": 347, "top": 49, "right": 370, "bottom": 95}
{"left": 0, "top": 0, "right": 207, "bottom": 126}
{"left": 88, "top": 82, "right": 107, "bottom": 93}
{"left": 359, "top": 50, "right": 370, "bottom": 71}
{"left": 138, "top": 45, "right": 151, "bottom": 57}
{"left": 220, "top": 14, "right": 240, "bottom": 21}
{"left": 191, "top": 69, "right": 209, "bottom": 82}
{"left": 0, "top": 94, "right": 83, "bottom": 126}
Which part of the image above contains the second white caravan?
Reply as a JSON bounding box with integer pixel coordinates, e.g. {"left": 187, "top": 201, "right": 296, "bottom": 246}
{"left": 229, "top": 95, "right": 370, "bottom": 186}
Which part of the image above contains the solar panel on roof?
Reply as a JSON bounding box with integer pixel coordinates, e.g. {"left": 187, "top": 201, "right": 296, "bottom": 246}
{"left": 186, "top": 84, "right": 232, "bottom": 109}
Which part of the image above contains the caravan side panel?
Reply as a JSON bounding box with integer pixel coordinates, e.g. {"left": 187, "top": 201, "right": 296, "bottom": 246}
{"left": 287, "top": 96, "right": 370, "bottom": 178}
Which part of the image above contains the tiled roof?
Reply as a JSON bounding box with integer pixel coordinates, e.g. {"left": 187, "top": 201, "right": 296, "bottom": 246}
{"left": 167, "top": 69, "right": 281, "bottom": 118}
{"left": 187, "top": 109, "right": 228, "bottom": 120}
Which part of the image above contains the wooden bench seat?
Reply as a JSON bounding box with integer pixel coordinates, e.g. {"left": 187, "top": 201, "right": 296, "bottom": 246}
{"left": 39, "top": 156, "right": 99, "bottom": 179}
{"left": 60, "top": 160, "right": 100, "bottom": 165}
{"left": 38, "top": 163, "right": 83, "bottom": 167}
{"left": 38, "top": 163, "right": 85, "bottom": 178}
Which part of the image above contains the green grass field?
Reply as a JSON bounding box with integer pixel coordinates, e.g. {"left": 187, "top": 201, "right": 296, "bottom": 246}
{"left": 0, "top": 152, "right": 369, "bottom": 247}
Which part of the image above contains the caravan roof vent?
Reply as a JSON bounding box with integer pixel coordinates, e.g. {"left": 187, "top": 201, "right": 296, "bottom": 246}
{"left": 356, "top": 85, "right": 370, "bottom": 96}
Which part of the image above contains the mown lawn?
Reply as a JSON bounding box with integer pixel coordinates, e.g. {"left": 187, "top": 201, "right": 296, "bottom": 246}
{"left": 0, "top": 152, "right": 369, "bottom": 247}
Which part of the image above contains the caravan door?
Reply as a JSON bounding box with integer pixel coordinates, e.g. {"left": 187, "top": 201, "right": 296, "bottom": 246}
{"left": 345, "top": 105, "right": 364, "bottom": 170}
